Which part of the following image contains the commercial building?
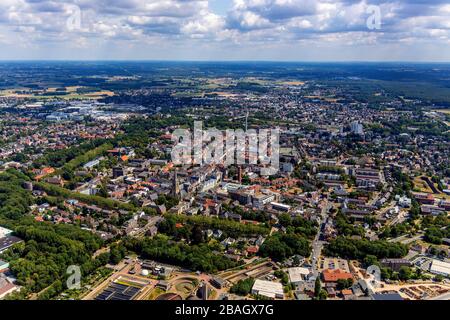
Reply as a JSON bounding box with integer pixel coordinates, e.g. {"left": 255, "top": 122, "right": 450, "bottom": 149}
{"left": 380, "top": 259, "right": 411, "bottom": 272}
{"left": 322, "top": 269, "right": 353, "bottom": 283}
{"left": 270, "top": 202, "right": 291, "bottom": 212}
{"left": 421, "top": 205, "right": 446, "bottom": 215}
{"left": 210, "top": 277, "right": 226, "bottom": 289}
{"left": 288, "top": 267, "right": 310, "bottom": 285}
{"left": 413, "top": 192, "right": 435, "bottom": 205}
{"left": 83, "top": 157, "right": 104, "bottom": 169}
{"left": 251, "top": 279, "right": 284, "bottom": 299}
{"left": 429, "top": 259, "right": 450, "bottom": 277}
{"left": 229, "top": 189, "right": 253, "bottom": 205}
{"left": 321, "top": 258, "right": 350, "bottom": 273}
{"left": 252, "top": 194, "right": 275, "bottom": 208}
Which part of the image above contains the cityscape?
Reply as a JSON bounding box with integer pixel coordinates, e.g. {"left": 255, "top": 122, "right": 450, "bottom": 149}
{"left": 0, "top": 0, "right": 449, "bottom": 314}
{"left": 0, "top": 62, "right": 448, "bottom": 303}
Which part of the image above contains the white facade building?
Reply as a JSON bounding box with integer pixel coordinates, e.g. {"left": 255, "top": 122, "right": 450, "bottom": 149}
{"left": 251, "top": 279, "right": 284, "bottom": 299}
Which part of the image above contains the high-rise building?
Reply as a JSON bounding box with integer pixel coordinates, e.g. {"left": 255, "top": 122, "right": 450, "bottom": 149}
{"left": 172, "top": 170, "right": 180, "bottom": 196}
{"left": 237, "top": 166, "right": 243, "bottom": 183}
{"left": 351, "top": 121, "right": 364, "bottom": 135}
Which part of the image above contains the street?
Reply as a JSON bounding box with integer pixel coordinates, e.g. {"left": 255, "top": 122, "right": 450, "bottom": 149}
{"left": 310, "top": 199, "right": 331, "bottom": 277}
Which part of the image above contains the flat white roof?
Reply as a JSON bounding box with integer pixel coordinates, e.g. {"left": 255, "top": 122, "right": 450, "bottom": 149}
{"left": 270, "top": 202, "right": 291, "bottom": 209}
{"left": 222, "top": 183, "right": 245, "bottom": 191}
{"left": 288, "top": 267, "right": 310, "bottom": 283}
{"left": 0, "top": 226, "right": 13, "bottom": 238}
{"left": 252, "top": 279, "right": 283, "bottom": 297}
{"left": 430, "top": 259, "right": 450, "bottom": 276}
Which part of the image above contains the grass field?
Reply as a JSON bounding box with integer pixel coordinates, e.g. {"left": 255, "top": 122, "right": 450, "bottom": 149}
{"left": 279, "top": 81, "right": 306, "bottom": 86}
{"left": 413, "top": 176, "right": 450, "bottom": 201}
{"left": 175, "top": 281, "right": 195, "bottom": 295}
{"left": 147, "top": 287, "right": 165, "bottom": 300}
{"left": 413, "top": 176, "right": 432, "bottom": 193}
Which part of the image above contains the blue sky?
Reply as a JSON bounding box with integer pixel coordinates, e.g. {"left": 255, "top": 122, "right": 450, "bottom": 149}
{"left": 0, "top": 0, "right": 449, "bottom": 61}
{"left": 209, "top": 0, "right": 232, "bottom": 15}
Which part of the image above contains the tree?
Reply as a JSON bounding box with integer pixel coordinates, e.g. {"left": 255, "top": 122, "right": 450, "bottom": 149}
{"left": 259, "top": 233, "right": 311, "bottom": 261}
{"left": 109, "top": 244, "right": 126, "bottom": 265}
{"left": 97, "top": 184, "right": 109, "bottom": 198}
{"left": 279, "top": 213, "right": 292, "bottom": 227}
{"left": 274, "top": 270, "right": 289, "bottom": 285}
{"left": 398, "top": 266, "right": 413, "bottom": 281}
{"left": 314, "top": 277, "right": 321, "bottom": 298}
{"left": 241, "top": 175, "right": 251, "bottom": 185}
{"left": 319, "top": 289, "right": 328, "bottom": 300}
{"left": 1, "top": 216, "right": 105, "bottom": 299}
{"left": 336, "top": 278, "right": 353, "bottom": 290}
{"left": 363, "top": 255, "right": 379, "bottom": 268}
{"left": 61, "top": 168, "right": 74, "bottom": 181}
{"left": 324, "top": 237, "right": 409, "bottom": 260}
{"left": 424, "top": 227, "right": 445, "bottom": 245}
{"left": 191, "top": 225, "right": 205, "bottom": 245}
{"left": 409, "top": 204, "right": 420, "bottom": 220}
{"left": 230, "top": 278, "right": 255, "bottom": 296}
{"left": 434, "top": 274, "right": 444, "bottom": 282}
{"left": 123, "top": 235, "right": 241, "bottom": 273}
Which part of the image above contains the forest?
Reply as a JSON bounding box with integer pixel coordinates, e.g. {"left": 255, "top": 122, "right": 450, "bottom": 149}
{"left": 324, "top": 236, "right": 409, "bottom": 260}
{"left": 123, "top": 235, "right": 241, "bottom": 273}
{"left": 158, "top": 213, "right": 269, "bottom": 240}
{"left": 0, "top": 170, "right": 111, "bottom": 300}
{"left": 259, "top": 233, "right": 311, "bottom": 261}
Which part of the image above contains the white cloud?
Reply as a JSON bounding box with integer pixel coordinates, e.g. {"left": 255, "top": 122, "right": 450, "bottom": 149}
{"left": 0, "top": 0, "right": 448, "bottom": 60}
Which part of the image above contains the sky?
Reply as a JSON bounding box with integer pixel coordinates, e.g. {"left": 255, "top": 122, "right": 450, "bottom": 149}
{"left": 0, "top": 0, "right": 449, "bottom": 61}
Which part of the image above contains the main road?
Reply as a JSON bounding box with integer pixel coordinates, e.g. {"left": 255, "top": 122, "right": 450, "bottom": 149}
{"left": 310, "top": 199, "right": 332, "bottom": 277}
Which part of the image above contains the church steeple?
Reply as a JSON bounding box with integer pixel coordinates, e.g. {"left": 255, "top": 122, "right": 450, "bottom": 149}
{"left": 172, "top": 169, "right": 180, "bottom": 196}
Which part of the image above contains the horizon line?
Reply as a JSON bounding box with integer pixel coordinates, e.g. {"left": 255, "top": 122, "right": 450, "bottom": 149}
{"left": 0, "top": 59, "right": 450, "bottom": 64}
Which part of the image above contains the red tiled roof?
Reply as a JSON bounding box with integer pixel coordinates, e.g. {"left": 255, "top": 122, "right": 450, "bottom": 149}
{"left": 247, "top": 246, "right": 259, "bottom": 253}
{"left": 322, "top": 269, "right": 353, "bottom": 282}
{"left": 341, "top": 289, "right": 353, "bottom": 295}
{"left": 0, "top": 282, "right": 15, "bottom": 296}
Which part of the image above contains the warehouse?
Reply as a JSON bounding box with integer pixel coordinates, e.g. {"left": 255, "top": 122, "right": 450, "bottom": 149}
{"left": 251, "top": 279, "right": 284, "bottom": 299}
{"left": 429, "top": 259, "right": 450, "bottom": 277}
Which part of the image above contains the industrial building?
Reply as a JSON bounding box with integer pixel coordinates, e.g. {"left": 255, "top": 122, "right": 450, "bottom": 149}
{"left": 429, "top": 259, "right": 450, "bottom": 277}
{"left": 251, "top": 279, "right": 284, "bottom": 299}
